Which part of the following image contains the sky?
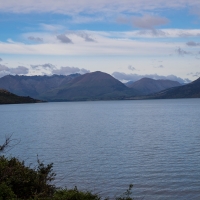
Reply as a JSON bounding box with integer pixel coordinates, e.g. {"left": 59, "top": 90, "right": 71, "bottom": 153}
{"left": 0, "top": 0, "right": 200, "bottom": 83}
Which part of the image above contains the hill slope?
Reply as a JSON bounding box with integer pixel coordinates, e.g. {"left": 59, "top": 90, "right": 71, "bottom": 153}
{"left": 142, "top": 77, "right": 200, "bottom": 99}
{"left": 42, "top": 71, "right": 139, "bottom": 101}
{"left": 0, "top": 74, "right": 80, "bottom": 99}
{"left": 128, "top": 78, "right": 181, "bottom": 95}
{"left": 0, "top": 89, "right": 42, "bottom": 104}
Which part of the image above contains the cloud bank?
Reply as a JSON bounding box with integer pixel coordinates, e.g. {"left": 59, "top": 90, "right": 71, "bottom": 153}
{"left": 0, "top": 64, "right": 29, "bottom": 77}
{"left": 52, "top": 66, "right": 90, "bottom": 75}
{"left": 112, "top": 71, "right": 190, "bottom": 84}
{"left": 0, "top": 0, "right": 200, "bottom": 15}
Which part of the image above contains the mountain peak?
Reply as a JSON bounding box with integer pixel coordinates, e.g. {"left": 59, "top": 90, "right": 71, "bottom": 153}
{"left": 128, "top": 77, "right": 181, "bottom": 95}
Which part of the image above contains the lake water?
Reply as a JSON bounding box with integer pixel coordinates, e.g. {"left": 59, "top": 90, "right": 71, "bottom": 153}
{"left": 1, "top": 99, "right": 200, "bottom": 200}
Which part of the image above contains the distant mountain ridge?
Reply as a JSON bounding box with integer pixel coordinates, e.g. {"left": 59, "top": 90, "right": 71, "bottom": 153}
{"left": 127, "top": 77, "right": 200, "bottom": 100}
{"left": 0, "top": 74, "right": 80, "bottom": 99}
{"left": 0, "top": 89, "right": 42, "bottom": 104}
{"left": 127, "top": 77, "right": 181, "bottom": 95}
{"left": 145, "top": 77, "right": 200, "bottom": 99}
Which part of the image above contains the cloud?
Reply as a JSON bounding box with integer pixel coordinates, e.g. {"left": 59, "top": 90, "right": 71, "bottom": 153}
{"left": 0, "top": 0, "right": 200, "bottom": 16}
{"left": 0, "top": 64, "right": 9, "bottom": 71}
{"left": 52, "top": 66, "right": 90, "bottom": 75}
{"left": 131, "top": 15, "right": 169, "bottom": 30}
{"left": 112, "top": 71, "right": 190, "bottom": 84}
{"left": 66, "top": 31, "right": 96, "bottom": 42}
{"left": 193, "top": 72, "right": 200, "bottom": 77}
{"left": 57, "top": 34, "right": 73, "bottom": 44}
{"left": 128, "top": 65, "right": 135, "bottom": 71}
{"left": 40, "top": 23, "right": 64, "bottom": 31}
{"left": 77, "top": 32, "right": 96, "bottom": 42}
{"left": 31, "top": 63, "right": 55, "bottom": 69}
{"left": 155, "top": 65, "right": 164, "bottom": 68}
{"left": 9, "top": 66, "right": 29, "bottom": 74}
{"left": 176, "top": 47, "right": 191, "bottom": 56}
{"left": 117, "top": 15, "right": 169, "bottom": 34}
{"left": 186, "top": 41, "right": 200, "bottom": 47}
{"left": 0, "top": 64, "right": 29, "bottom": 75}
{"left": 188, "top": 72, "right": 200, "bottom": 77}
{"left": 28, "top": 36, "right": 43, "bottom": 42}
{"left": 0, "top": 58, "right": 2, "bottom": 62}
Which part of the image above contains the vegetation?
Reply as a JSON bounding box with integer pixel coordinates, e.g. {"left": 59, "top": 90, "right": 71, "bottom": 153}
{"left": 0, "top": 89, "right": 42, "bottom": 104}
{"left": 0, "top": 137, "right": 134, "bottom": 200}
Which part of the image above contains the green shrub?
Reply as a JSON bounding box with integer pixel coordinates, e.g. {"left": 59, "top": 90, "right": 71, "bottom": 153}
{"left": 0, "top": 182, "right": 16, "bottom": 200}
{"left": 0, "top": 137, "right": 134, "bottom": 200}
{"left": 0, "top": 156, "right": 55, "bottom": 199}
{"left": 53, "top": 187, "right": 101, "bottom": 200}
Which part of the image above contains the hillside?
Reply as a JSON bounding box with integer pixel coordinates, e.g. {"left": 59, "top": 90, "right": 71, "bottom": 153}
{"left": 41, "top": 71, "right": 139, "bottom": 101}
{"left": 127, "top": 78, "right": 181, "bottom": 95}
{"left": 0, "top": 89, "right": 42, "bottom": 104}
{"left": 0, "top": 74, "right": 80, "bottom": 99}
{"left": 131, "top": 77, "right": 200, "bottom": 99}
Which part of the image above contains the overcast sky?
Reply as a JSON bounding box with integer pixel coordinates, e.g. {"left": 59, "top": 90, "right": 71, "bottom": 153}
{"left": 0, "top": 0, "right": 200, "bottom": 82}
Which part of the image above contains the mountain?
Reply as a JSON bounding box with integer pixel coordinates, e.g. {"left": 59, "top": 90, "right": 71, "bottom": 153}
{"left": 41, "top": 71, "right": 139, "bottom": 101}
{"left": 125, "top": 81, "right": 134, "bottom": 87}
{"left": 0, "top": 74, "right": 80, "bottom": 99}
{"left": 0, "top": 89, "right": 42, "bottom": 104}
{"left": 132, "top": 77, "right": 200, "bottom": 99}
{"left": 127, "top": 78, "right": 181, "bottom": 95}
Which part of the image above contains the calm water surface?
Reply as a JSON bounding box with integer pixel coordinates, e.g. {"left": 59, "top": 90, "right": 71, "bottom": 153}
{"left": 1, "top": 99, "right": 200, "bottom": 199}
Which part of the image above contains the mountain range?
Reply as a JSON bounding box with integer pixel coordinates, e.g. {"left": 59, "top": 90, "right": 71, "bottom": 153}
{"left": 41, "top": 71, "right": 139, "bottom": 101}
{"left": 0, "top": 74, "right": 80, "bottom": 99}
{"left": 0, "top": 71, "right": 199, "bottom": 102}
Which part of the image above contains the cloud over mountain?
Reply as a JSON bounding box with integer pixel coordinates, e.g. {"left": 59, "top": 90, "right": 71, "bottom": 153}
{"left": 52, "top": 66, "right": 90, "bottom": 75}
{"left": 31, "top": 63, "right": 55, "bottom": 70}
{"left": 0, "top": 64, "right": 29, "bottom": 77}
{"left": 112, "top": 71, "right": 190, "bottom": 84}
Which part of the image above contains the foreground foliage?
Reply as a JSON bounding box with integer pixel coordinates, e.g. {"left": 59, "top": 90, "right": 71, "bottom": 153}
{"left": 0, "top": 138, "right": 134, "bottom": 200}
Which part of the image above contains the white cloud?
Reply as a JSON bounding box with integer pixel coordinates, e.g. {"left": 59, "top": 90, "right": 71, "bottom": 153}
{"left": 0, "top": 64, "right": 9, "bottom": 71}
{"left": 9, "top": 66, "right": 29, "bottom": 74}
{"left": 128, "top": 65, "right": 136, "bottom": 71}
{"left": 31, "top": 63, "right": 55, "bottom": 69}
{"left": 1, "top": 29, "right": 200, "bottom": 57}
{"left": 28, "top": 36, "right": 43, "bottom": 42}
{"left": 40, "top": 24, "right": 65, "bottom": 32}
{"left": 0, "top": 0, "right": 200, "bottom": 15}
{"left": 52, "top": 66, "right": 90, "bottom": 75}
{"left": 0, "top": 64, "right": 29, "bottom": 75}
{"left": 131, "top": 15, "right": 169, "bottom": 30}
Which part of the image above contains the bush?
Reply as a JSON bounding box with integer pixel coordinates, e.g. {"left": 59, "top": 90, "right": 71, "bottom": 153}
{"left": 0, "top": 156, "right": 55, "bottom": 199}
{"left": 0, "top": 137, "right": 134, "bottom": 200}
{"left": 53, "top": 187, "right": 101, "bottom": 200}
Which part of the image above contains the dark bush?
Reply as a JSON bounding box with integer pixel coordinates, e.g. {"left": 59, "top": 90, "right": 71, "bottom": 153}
{"left": 0, "top": 138, "right": 134, "bottom": 200}
{"left": 0, "top": 156, "right": 55, "bottom": 199}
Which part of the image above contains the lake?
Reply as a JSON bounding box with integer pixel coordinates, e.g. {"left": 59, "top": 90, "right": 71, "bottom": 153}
{"left": 1, "top": 99, "right": 200, "bottom": 200}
